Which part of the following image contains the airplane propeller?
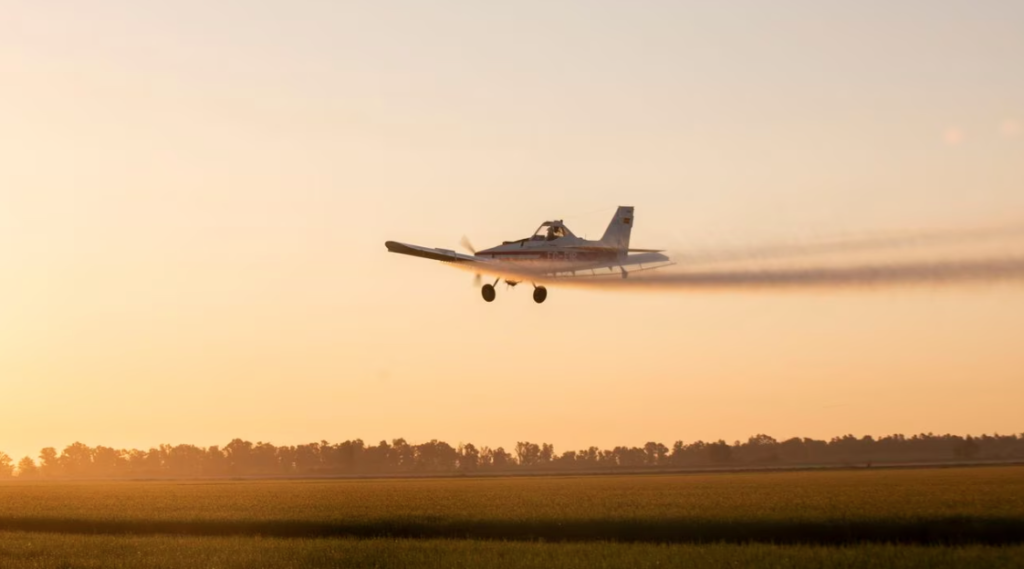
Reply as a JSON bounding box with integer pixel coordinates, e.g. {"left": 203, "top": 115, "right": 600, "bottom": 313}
{"left": 459, "top": 235, "right": 477, "bottom": 255}
{"left": 460, "top": 236, "right": 482, "bottom": 287}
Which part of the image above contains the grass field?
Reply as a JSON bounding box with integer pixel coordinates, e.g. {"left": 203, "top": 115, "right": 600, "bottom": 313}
{"left": 2, "top": 533, "right": 1023, "bottom": 569}
{"left": 1, "top": 465, "right": 1022, "bottom": 567}
{"left": 2, "top": 466, "right": 1023, "bottom": 544}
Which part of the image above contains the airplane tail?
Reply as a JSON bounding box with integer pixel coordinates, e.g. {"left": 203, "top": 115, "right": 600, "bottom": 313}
{"left": 600, "top": 206, "right": 634, "bottom": 250}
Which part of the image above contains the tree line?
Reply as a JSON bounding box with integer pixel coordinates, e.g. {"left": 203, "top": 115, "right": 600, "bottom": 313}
{"left": 1, "top": 432, "right": 1021, "bottom": 479}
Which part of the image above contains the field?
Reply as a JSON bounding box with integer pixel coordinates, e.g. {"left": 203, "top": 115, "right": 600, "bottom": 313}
{"left": 2, "top": 465, "right": 1023, "bottom": 567}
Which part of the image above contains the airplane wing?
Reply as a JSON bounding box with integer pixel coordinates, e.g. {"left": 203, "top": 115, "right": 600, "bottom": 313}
{"left": 385, "top": 241, "right": 481, "bottom": 264}
{"left": 385, "top": 241, "right": 672, "bottom": 281}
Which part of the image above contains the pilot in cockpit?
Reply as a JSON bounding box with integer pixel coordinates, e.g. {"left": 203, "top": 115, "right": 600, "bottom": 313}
{"left": 546, "top": 225, "right": 565, "bottom": 241}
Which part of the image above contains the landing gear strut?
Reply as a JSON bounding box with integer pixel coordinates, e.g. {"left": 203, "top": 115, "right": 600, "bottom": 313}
{"left": 533, "top": 286, "right": 547, "bottom": 304}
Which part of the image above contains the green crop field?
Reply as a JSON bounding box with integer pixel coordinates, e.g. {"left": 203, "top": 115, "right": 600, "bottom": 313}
{"left": 2, "top": 465, "right": 1023, "bottom": 567}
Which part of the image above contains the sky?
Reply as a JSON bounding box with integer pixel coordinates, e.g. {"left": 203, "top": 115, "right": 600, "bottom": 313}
{"left": 2, "top": 1, "right": 1023, "bottom": 462}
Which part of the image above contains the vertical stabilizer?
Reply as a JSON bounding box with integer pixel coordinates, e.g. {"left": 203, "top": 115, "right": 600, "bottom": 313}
{"left": 600, "top": 206, "right": 634, "bottom": 250}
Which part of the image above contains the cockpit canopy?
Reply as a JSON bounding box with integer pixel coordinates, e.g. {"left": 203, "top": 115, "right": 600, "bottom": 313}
{"left": 531, "top": 221, "right": 574, "bottom": 241}
{"left": 500, "top": 220, "right": 578, "bottom": 245}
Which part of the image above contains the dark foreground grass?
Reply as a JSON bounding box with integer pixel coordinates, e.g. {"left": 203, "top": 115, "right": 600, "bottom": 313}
{"left": 2, "top": 466, "right": 1023, "bottom": 545}
{"left": 2, "top": 532, "right": 1023, "bottom": 569}
{"left": 1, "top": 514, "right": 1021, "bottom": 545}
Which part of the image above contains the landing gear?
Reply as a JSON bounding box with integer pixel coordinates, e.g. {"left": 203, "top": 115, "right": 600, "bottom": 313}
{"left": 533, "top": 286, "right": 547, "bottom": 304}
{"left": 481, "top": 284, "right": 496, "bottom": 302}
{"left": 480, "top": 282, "right": 548, "bottom": 304}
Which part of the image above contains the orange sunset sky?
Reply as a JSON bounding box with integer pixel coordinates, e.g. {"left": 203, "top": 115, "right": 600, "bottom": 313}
{"left": 2, "top": 1, "right": 1023, "bottom": 463}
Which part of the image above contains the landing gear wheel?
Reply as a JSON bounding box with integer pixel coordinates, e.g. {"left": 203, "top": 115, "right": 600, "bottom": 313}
{"left": 533, "top": 286, "right": 547, "bottom": 304}
{"left": 481, "top": 284, "right": 496, "bottom": 303}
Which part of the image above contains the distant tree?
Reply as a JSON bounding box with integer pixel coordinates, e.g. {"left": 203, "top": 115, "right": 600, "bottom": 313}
{"left": 204, "top": 446, "right": 228, "bottom": 476}
{"left": 515, "top": 442, "right": 541, "bottom": 467}
{"left": 390, "top": 438, "right": 415, "bottom": 471}
{"left": 166, "top": 444, "right": 205, "bottom": 476}
{"left": 293, "top": 443, "right": 321, "bottom": 473}
{"left": 58, "top": 442, "right": 94, "bottom": 477}
{"left": 143, "top": 447, "right": 165, "bottom": 473}
{"left": 741, "top": 434, "right": 779, "bottom": 463}
{"left": 251, "top": 441, "right": 280, "bottom": 473}
{"left": 954, "top": 436, "right": 981, "bottom": 459}
{"left": 0, "top": 452, "right": 13, "bottom": 478}
{"left": 224, "top": 439, "right": 254, "bottom": 474}
{"left": 577, "top": 446, "right": 600, "bottom": 466}
{"left": 490, "top": 447, "right": 512, "bottom": 469}
{"left": 364, "top": 440, "right": 391, "bottom": 472}
{"left": 334, "top": 439, "right": 364, "bottom": 473}
{"left": 556, "top": 450, "right": 577, "bottom": 466}
{"left": 708, "top": 440, "right": 732, "bottom": 464}
{"left": 92, "top": 446, "right": 125, "bottom": 477}
{"left": 458, "top": 443, "right": 480, "bottom": 472}
{"left": 14, "top": 430, "right": 1017, "bottom": 479}
{"left": 39, "top": 447, "right": 60, "bottom": 477}
{"left": 669, "top": 441, "right": 686, "bottom": 465}
{"left": 778, "top": 437, "right": 808, "bottom": 462}
{"left": 687, "top": 440, "right": 707, "bottom": 464}
{"left": 611, "top": 446, "right": 646, "bottom": 468}
{"left": 643, "top": 442, "right": 669, "bottom": 466}
{"left": 17, "top": 457, "right": 38, "bottom": 478}
{"left": 125, "top": 448, "right": 149, "bottom": 474}
{"left": 539, "top": 443, "right": 555, "bottom": 464}
{"left": 414, "top": 440, "right": 458, "bottom": 472}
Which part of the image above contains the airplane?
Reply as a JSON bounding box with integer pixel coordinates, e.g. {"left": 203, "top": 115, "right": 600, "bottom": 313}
{"left": 385, "top": 206, "right": 672, "bottom": 303}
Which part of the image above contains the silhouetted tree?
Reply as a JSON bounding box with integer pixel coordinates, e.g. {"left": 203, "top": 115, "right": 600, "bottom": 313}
{"left": 515, "top": 442, "right": 541, "bottom": 467}
{"left": 293, "top": 443, "right": 320, "bottom": 473}
{"left": 391, "top": 438, "right": 415, "bottom": 471}
{"left": 708, "top": 440, "right": 732, "bottom": 464}
{"left": 779, "top": 437, "right": 808, "bottom": 462}
{"left": 16, "top": 457, "right": 38, "bottom": 478}
{"left": 490, "top": 446, "right": 512, "bottom": 469}
{"left": 0, "top": 452, "right": 13, "bottom": 478}
{"left": 39, "top": 447, "right": 59, "bottom": 477}
{"left": 578, "top": 446, "right": 600, "bottom": 466}
{"left": 954, "top": 435, "right": 981, "bottom": 459}
{"left": 204, "top": 446, "right": 228, "bottom": 475}
{"left": 458, "top": 443, "right": 480, "bottom": 472}
{"left": 365, "top": 440, "right": 391, "bottom": 472}
{"left": 539, "top": 443, "right": 555, "bottom": 464}
{"left": 415, "top": 440, "right": 458, "bottom": 472}
{"left": 644, "top": 442, "right": 669, "bottom": 466}
{"left": 8, "top": 431, "right": 1020, "bottom": 479}
{"left": 91, "top": 446, "right": 124, "bottom": 477}
{"left": 556, "top": 450, "right": 577, "bottom": 465}
{"left": 166, "top": 445, "right": 205, "bottom": 477}
{"left": 224, "top": 438, "right": 254, "bottom": 474}
{"left": 58, "top": 443, "right": 93, "bottom": 477}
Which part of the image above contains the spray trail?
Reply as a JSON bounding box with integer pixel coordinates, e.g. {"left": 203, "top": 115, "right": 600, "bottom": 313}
{"left": 542, "top": 257, "right": 1024, "bottom": 291}
{"left": 671, "top": 223, "right": 1024, "bottom": 267}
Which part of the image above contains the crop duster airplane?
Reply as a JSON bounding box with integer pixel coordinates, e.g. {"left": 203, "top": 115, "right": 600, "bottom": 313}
{"left": 385, "top": 206, "right": 672, "bottom": 303}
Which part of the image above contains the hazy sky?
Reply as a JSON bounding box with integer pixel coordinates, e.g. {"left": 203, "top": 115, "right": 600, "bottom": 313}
{"left": 2, "top": 1, "right": 1023, "bottom": 462}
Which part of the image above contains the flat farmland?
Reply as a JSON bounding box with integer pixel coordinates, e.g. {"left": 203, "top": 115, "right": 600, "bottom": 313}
{"left": 2, "top": 534, "right": 1023, "bottom": 569}
{"left": 1, "top": 466, "right": 1023, "bottom": 544}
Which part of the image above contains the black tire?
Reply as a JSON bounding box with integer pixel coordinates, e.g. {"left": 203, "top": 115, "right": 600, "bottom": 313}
{"left": 533, "top": 286, "right": 547, "bottom": 304}
{"left": 481, "top": 284, "right": 496, "bottom": 302}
